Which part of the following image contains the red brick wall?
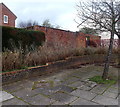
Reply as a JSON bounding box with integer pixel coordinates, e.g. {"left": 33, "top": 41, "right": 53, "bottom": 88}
{"left": 0, "top": 3, "right": 17, "bottom": 27}
{"left": 89, "top": 35, "right": 101, "bottom": 47}
{"left": 28, "top": 25, "right": 101, "bottom": 48}
{"left": 77, "top": 32, "right": 101, "bottom": 47}
{"left": 76, "top": 33, "right": 86, "bottom": 48}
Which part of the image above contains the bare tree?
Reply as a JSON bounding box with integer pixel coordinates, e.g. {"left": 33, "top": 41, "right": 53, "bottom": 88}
{"left": 42, "top": 19, "right": 61, "bottom": 29}
{"left": 42, "top": 19, "right": 53, "bottom": 28}
{"left": 115, "top": 3, "right": 120, "bottom": 39}
{"left": 76, "top": 0, "right": 120, "bottom": 79}
{"left": 79, "top": 27, "right": 99, "bottom": 35}
{"left": 18, "top": 20, "right": 39, "bottom": 28}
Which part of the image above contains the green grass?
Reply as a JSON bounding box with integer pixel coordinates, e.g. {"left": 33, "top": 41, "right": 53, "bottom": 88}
{"left": 89, "top": 76, "right": 116, "bottom": 85}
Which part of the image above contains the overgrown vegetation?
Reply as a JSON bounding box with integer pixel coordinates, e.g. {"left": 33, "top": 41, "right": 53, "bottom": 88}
{"left": 2, "top": 27, "right": 119, "bottom": 72}
{"left": 2, "top": 26, "right": 45, "bottom": 51}
{"left": 2, "top": 43, "right": 119, "bottom": 72}
{"left": 89, "top": 76, "right": 116, "bottom": 85}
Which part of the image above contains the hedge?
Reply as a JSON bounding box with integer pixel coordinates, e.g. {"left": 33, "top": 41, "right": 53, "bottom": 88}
{"left": 2, "top": 26, "right": 45, "bottom": 51}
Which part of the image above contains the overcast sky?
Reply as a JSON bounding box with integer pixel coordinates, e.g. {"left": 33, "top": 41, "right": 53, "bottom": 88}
{"left": 0, "top": 0, "right": 118, "bottom": 39}
{"left": 1, "top": 0, "right": 80, "bottom": 31}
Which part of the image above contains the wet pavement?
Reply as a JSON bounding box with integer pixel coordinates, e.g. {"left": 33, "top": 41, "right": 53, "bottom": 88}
{"left": 1, "top": 64, "right": 119, "bottom": 106}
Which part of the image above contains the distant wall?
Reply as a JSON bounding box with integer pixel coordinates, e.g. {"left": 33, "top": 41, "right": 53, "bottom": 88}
{"left": 27, "top": 25, "right": 101, "bottom": 48}
{"left": 101, "top": 39, "right": 119, "bottom": 48}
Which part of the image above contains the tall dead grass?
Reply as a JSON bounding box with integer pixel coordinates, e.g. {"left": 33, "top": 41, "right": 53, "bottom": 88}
{"left": 2, "top": 37, "right": 119, "bottom": 72}
{"left": 2, "top": 36, "right": 76, "bottom": 71}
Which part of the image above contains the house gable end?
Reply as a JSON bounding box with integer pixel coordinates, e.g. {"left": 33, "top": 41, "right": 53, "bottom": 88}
{"left": 0, "top": 3, "right": 17, "bottom": 27}
{"left": 0, "top": 3, "right": 17, "bottom": 19}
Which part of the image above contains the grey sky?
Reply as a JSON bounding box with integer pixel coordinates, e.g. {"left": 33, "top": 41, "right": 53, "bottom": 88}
{"left": 0, "top": 0, "right": 118, "bottom": 39}
{"left": 1, "top": 0, "right": 79, "bottom": 31}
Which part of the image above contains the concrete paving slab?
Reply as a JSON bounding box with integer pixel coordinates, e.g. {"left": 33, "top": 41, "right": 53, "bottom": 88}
{"left": 2, "top": 98, "right": 29, "bottom": 105}
{"left": 0, "top": 91, "right": 14, "bottom": 102}
{"left": 51, "top": 101, "right": 66, "bottom": 105}
{"left": 29, "top": 84, "right": 76, "bottom": 97}
{"left": 62, "top": 77, "right": 80, "bottom": 85}
{"left": 70, "top": 97, "right": 98, "bottom": 105}
{"left": 12, "top": 88, "right": 44, "bottom": 98}
{"left": 78, "top": 85, "right": 93, "bottom": 91}
{"left": 103, "top": 91, "right": 118, "bottom": 99}
{"left": 107, "top": 87, "right": 118, "bottom": 94}
{"left": 68, "top": 72, "right": 85, "bottom": 78}
{"left": 49, "top": 91, "right": 78, "bottom": 104}
{"left": 77, "top": 80, "right": 97, "bottom": 91}
{"left": 34, "top": 88, "right": 57, "bottom": 96}
{"left": 68, "top": 81, "right": 85, "bottom": 88}
{"left": 80, "top": 75, "right": 95, "bottom": 80}
{"left": 19, "top": 80, "right": 34, "bottom": 89}
{"left": 71, "top": 89, "right": 97, "bottom": 100}
{"left": 23, "top": 94, "right": 55, "bottom": 105}
{"left": 92, "top": 95, "right": 118, "bottom": 105}
{"left": 111, "top": 83, "right": 119, "bottom": 89}
{"left": 52, "top": 85, "right": 75, "bottom": 93}
{"left": 90, "top": 84, "right": 109, "bottom": 94}
{"left": 2, "top": 83, "right": 23, "bottom": 92}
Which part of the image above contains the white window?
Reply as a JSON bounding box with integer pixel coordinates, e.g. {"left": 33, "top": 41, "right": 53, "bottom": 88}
{"left": 4, "top": 15, "right": 8, "bottom": 23}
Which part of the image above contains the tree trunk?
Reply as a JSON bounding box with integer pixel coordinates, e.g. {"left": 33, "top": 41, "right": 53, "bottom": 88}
{"left": 102, "top": 25, "right": 115, "bottom": 80}
{"left": 118, "top": 37, "right": 120, "bottom": 67}
{"left": 102, "top": 36, "right": 114, "bottom": 79}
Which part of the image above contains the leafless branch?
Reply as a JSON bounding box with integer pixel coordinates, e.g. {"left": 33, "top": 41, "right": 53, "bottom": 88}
{"left": 75, "top": 0, "right": 120, "bottom": 38}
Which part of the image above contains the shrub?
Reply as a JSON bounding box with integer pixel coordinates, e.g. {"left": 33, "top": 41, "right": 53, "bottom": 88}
{"left": 74, "top": 48, "right": 85, "bottom": 56}
{"left": 2, "top": 39, "right": 76, "bottom": 71}
{"left": 2, "top": 26, "right": 45, "bottom": 51}
{"left": 2, "top": 51, "right": 22, "bottom": 71}
{"left": 84, "top": 47, "right": 96, "bottom": 55}
{"left": 94, "top": 47, "right": 107, "bottom": 54}
{"left": 2, "top": 45, "right": 119, "bottom": 72}
{"left": 112, "top": 48, "right": 120, "bottom": 54}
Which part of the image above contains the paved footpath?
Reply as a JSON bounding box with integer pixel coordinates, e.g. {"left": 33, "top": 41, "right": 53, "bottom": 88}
{"left": 1, "top": 64, "right": 119, "bottom": 106}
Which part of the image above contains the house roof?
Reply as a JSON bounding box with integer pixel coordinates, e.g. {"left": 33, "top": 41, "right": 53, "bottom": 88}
{"left": 0, "top": 3, "right": 17, "bottom": 18}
